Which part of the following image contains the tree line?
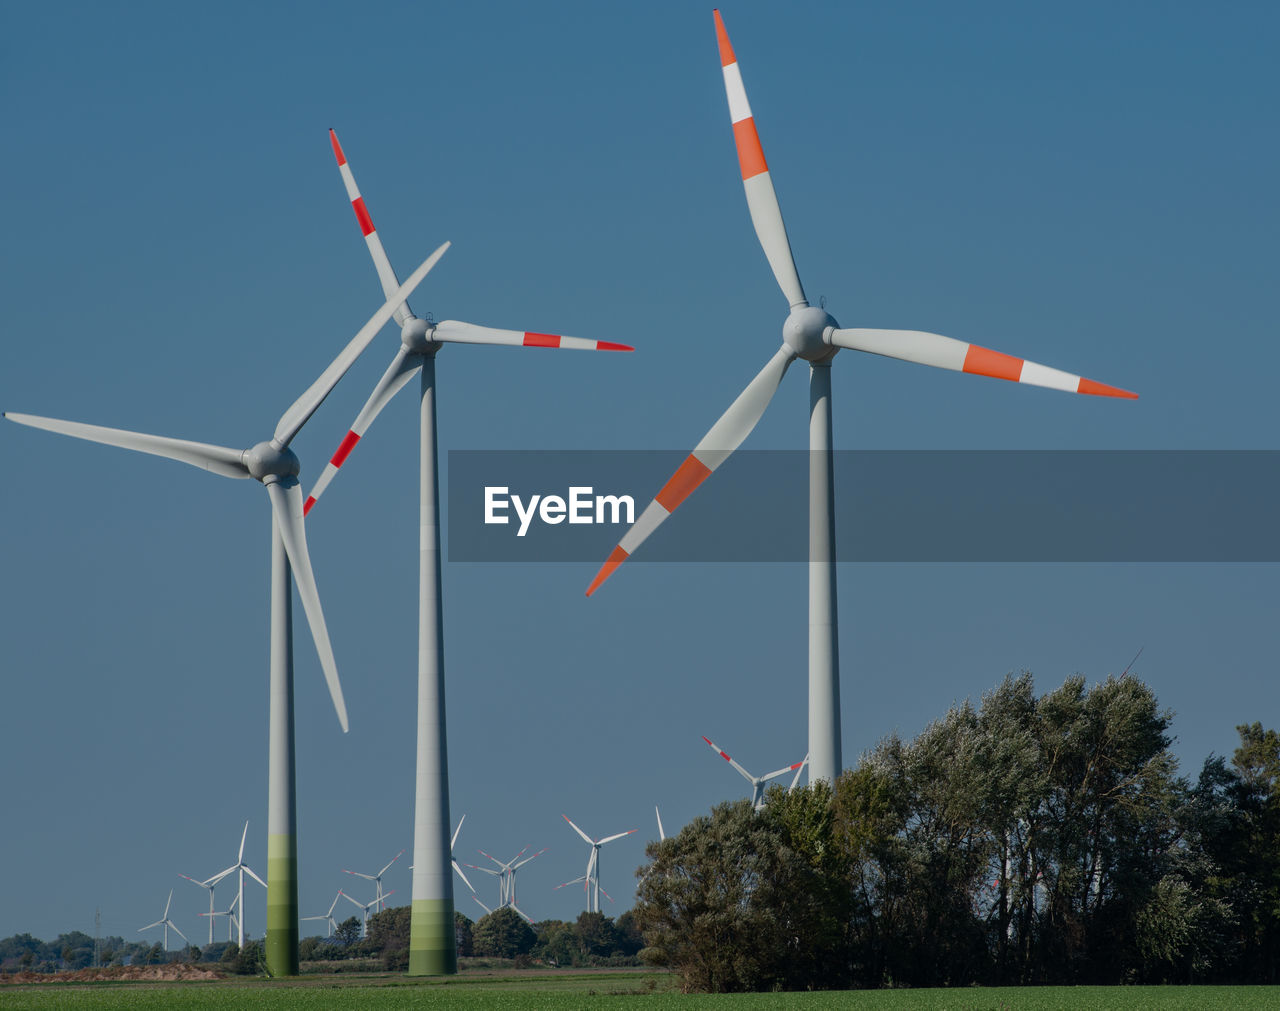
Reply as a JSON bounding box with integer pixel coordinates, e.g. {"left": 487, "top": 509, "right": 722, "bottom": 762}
{"left": 634, "top": 673, "right": 1280, "bottom": 992}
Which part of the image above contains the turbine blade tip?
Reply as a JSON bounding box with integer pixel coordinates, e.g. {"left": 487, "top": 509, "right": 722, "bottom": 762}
{"left": 1078, "top": 377, "right": 1139, "bottom": 399}
{"left": 586, "top": 545, "right": 629, "bottom": 597}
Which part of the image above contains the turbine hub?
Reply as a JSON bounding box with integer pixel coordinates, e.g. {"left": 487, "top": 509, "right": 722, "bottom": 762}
{"left": 243, "top": 442, "right": 300, "bottom": 483}
{"left": 783, "top": 305, "right": 839, "bottom": 363}
{"left": 401, "top": 317, "right": 436, "bottom": 353}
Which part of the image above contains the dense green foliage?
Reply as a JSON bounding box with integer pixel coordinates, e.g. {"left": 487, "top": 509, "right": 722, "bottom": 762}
{"left": 636, "top": 674, "right": 1280, "bottom": 992}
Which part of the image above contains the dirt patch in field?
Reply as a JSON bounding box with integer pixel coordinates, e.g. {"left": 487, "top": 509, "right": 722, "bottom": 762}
{"left": 0, "top": 964, "right": 226, "bottom": 984}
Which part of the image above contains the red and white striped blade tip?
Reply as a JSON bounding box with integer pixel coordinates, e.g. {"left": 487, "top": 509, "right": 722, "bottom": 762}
{"left": 521, "top": 332, "right": 633, "bottom": 352}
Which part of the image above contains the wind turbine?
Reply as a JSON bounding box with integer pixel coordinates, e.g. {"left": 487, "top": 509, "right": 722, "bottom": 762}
{"left": 340, "top": 888, "right": 394, "bottom": 937}
{"left": 558, "top": 815, "right": 636, "bottom": 914}
{"left": 200, "top": 893, "right": 240, "bottom": 944}
{"left": 343, "top": 848, "right": 404, "bottom": 914}
{"left": 302, "top": 891, "right": 343, "bottom": 938}
{"left": 466, "top": 845, "right": 546, "bottom": 910}
{"left": 4, "top": 245, "right": 447, "bottom": 976}
{"left": 206, "top": 821, "right": 266, "bottom": 948}
{"left": 701, "top": 735, "right": 806, "bottom": 811}
{"left": 586, "top": 10, "right": 1137, "bottom": 788}
{"left": 305, "top": 129, "right": 631, "bottom": 975}
{"left": 139, "top": 890, "right": 187, "bottom": 951}
{"left": 178, "top": 872, "right": 220, "bottom": 946}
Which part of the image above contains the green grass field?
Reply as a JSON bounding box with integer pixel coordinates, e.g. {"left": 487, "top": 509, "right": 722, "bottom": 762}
{"left": 0, "top": 971, "right": 1276, "bottom": 1009}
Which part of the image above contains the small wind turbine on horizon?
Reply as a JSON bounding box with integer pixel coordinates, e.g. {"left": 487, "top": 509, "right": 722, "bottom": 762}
{"left": 465, "top": 844, "right": 546, "bottom": 915}
{"left": 178, "top": 870, "right": 221, "bottom": 946}
{"left": 343, "top": 849, "right": 404, "bottom": 914}
{"left": 305, "top": 128, "right": 631, "bottom": 975}
{"left": 702, "top": 735, "right": 807, "bottom": 811}
{"left": 340, "top": 888, "right": 395, "bottom": 937}
{"left": 138, "top": 890, "right": 187, "bottom": 951}
{"left": 205, "top": 821, "right": 266, "bottom": 949}
{"left": 557, "top": 815, "right": 636, "bottom": 914}
{"left": 586, "top": 10, "right": 1137, "bottom": 790}
{"left": 4, "top": 244, "right": 447, "bottom": 978}
{"left": 200, "top": 893, "right": 240, "bottom": 944}
{"left": 302, "top": 891, "right": 343, "bottom": 938}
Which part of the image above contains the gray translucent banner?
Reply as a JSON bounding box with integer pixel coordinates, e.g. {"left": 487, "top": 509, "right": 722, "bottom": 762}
{"left": 446, "top": 451, "right": 1278, "bottom": 562}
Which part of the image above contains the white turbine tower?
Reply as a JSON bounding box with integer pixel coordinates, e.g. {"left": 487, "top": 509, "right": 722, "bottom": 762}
{"left": 587, "top": 10, "right": 1137, "bottom": 788}
{"left": 206, "top": 821, "right": 266, "bottom": 948}
{"left": 302, "top": 892, "right": 343, "bottom": 938}
{"left": 139, "top": 890, "right": 187, "bottom": 951}
{"left": 557, "top": 815, "right": 636, "bottom": 914}
{"left": 343, "top": 849, "right": 404, "bottom": 914}
{"left": 4, "top": 245, "right": 446, "bottom": 977}
{"left": 701, "top": 736, "right": 807, "bottom": 811}
{"left": 305, "top": 129, "right": 631, "bottom": 975}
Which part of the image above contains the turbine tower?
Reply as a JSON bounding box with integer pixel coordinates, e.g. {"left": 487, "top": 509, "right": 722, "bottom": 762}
{"left": 4, "top": 246, "right": 446, "bottom": 976}
{"left": 178, "top": 871, "right": 221, "bottom": 946}
{"left": 138, "top": 890, "right": 187, "bottom": 951}
{"left": 557, "top": 815, "right": 635, "bottom": 914}
{"left": 587, "top": 10, "right": 1136, "bottom": 787}
{"left": 306, "top": 129, "right": 631, "bottom": 975}
{"left": 701, "top": 735, "right": 807, "bottom": 810}
{"left": 200, "top": 893, "right": 240, "bottom": 943}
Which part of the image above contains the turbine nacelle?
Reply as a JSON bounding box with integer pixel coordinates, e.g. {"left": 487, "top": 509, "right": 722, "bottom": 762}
{"left": 783, "top": 305, "right": 839, "bottom": 362}
{"left": 401, "top": 316, "right": 437, "bottom": 353}
{"left": 244, "top": 442, "right": 301, "bottom": 483}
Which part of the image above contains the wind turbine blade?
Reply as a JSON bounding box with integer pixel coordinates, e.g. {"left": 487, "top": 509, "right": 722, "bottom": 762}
{"left": 327, "top": 892, "right": 342, "bottom": 916}
{"left": 432, "top": 320, "right": 633, "bottom": 353}
{"left": 508, "top": 902, "right": 534, "bottom": 924}
{"left": 562, "top": 814, "right": 594, "bottom": 845}
{"left": 512, "top": 848, "right": 547, "bottom": 870}
{"left": 827, "top": 329, "right": 1137, "bottom": 399}
{"left": 304, "top": 346, "right": 422, "bottom": 516}
{"left": 339, "top": 891, "right": 363, "bottom": 910}
{"left": 243, "top": 865, "right": 267, "bottom": 889}
{"left": 207, "top": 865, "right": 237, "bottom": 886}
{"left": 163, "top": 890, "right": 174, "bottom": 918}
{"left": 169, "top": 922, "right": 189, "bottom": 944}
{"left": 272, "top": 240, "right": 450, "bottom": 448}
{"left": 789, "top": 754, "right": 810, "bottom": 792}
{"left": 586, "top": 344, "right": 796, "bottom": 595}
{"left": 3, "top": 413, "right": 249, "bottom": 479}
{"left": 598, "top": 885, "right": 615, "bottom": 905}
{"left": 761, "top": 759, "right": 807, "bottom": 783}
{"left": 238, "top": 821, "right": 249, "bottom": 862}
{"left": 656, "top": 806, "right": 666, "bottom": 841}
{"left": 139, "top": 919, "right": 164, "bottom": 932}
{"left": 713, "top": 10, "right": 807, "bottom": 310}
{"left": 599, "top": 829, "right": 637, "bottom": 846}
{"left": 452, "top": 860, "right": 475, "bottom": 894}
{"left": 703, "top": 735, "right": 756, "bottom": 784}
{"left": 451, "top": 815, "right": 466, "bottom": 851}
{"left": 472, "top": 895, "right": 493, "bottom": 915}
{"left": 267, "top": 480, "right": 349, "bottom": 732}
{"left": 554, "top": 876, "right": 587, "bottom": 890}
{"left": 343, "top": 869, "right": 377, "bottom": 882}
{"left": 329, "top": 128, "right": 414, "bottom": 327}
{"left": 377, "top": 850, "right": 406, "bottom": 877}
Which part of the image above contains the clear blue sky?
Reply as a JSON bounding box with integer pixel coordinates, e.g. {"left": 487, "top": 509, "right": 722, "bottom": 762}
{"left": 2, "top": 1, "right": 1276, "bottom": 943}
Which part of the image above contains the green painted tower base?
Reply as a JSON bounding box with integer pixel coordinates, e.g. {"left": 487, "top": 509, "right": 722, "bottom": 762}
{"left": 265, "top": 834, "right": 299, "bottom": 976}
{"left": 408, "top": 898, "right": 456, "bottom": 975}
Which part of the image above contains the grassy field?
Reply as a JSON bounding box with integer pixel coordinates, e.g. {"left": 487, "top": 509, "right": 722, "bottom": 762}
{"left": 0, "top": 970, "right": 1276, "bottom": 1009}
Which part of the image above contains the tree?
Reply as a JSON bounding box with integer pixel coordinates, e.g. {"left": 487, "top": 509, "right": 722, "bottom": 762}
{"left": 366, "top": 904, "right": 411, "bottom": 970}
{"left": 334, "top": 916, "right": 362, "bottom": 949}
{"left": 472, "top": 907, "right": 535, "bottom": 958}
{"left": 455, "top": 912, "right": 474, "bottom": 958}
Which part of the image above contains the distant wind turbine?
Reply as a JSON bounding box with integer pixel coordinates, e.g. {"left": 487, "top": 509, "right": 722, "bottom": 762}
{"left": 557, "top": 815, "right": 636, "bottom": 914}
{"left": 138, "top": 890, "right": 187, "bottom": 951}
{"left": 302, "top": 892, "right": 343, "bottom": 938}
{"left": 702, "top": 735, "right": 807, "bottom": 811}
{"left": 343, "top": 849, "right": 404, "bottom": 914}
